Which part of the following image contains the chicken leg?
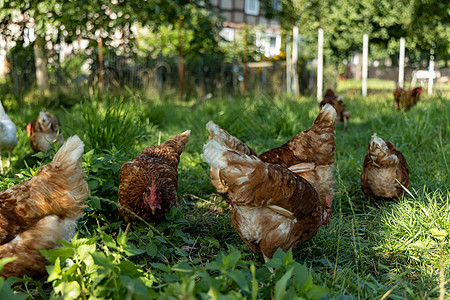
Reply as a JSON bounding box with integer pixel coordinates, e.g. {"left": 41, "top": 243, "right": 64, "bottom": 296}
{"left": 124, "top": 222, "right": 131, "bottom": 236}
{"left": 1, "top": 151, "right": 14, "bottom": 175}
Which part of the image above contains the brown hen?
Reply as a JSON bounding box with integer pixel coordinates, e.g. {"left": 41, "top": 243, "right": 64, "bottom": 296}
{"left": 27, "top": 111, "right": 64, "bottom": 153}
{"left": 207, "top": 104, "right": 336, "bottom": 207}
{"left": 0, "top": 135, "right": 89, "bottom": 278}
{"left": 393, "top": 86, "right": 423, "bottom": 111}
{"left": 319, "top": 89, "right": 351, "bottom": 131}
{"left": 118, "top": 130, "right": 190, "bottom": 234}
{"left": 360, "top": 133, "right": 409, "bottom": 201}
{"left": 258, "top": 104, "right": 337, "bottom": 207}
{"left": 203, "top": 140, "right": 332, "bottom": 261}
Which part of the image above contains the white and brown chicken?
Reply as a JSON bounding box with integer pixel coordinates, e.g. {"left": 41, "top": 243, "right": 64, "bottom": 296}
{"left": 203, "top": 140, "right": 332, "bottom": 261}
{"left": 27, "top": 111, "right": 64, "bottom": 153}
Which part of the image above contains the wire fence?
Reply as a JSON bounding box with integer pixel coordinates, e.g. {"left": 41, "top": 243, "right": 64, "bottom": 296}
{"left": 3, "top": 50, "right": 450, "bottom": 99}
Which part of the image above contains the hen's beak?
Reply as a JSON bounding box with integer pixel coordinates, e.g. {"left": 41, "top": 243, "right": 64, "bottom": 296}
{"left": 150, "top": 206, "right": 156, "bottom": 214}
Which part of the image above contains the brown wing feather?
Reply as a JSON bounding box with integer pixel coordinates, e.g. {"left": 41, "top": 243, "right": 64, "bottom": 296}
{"left": 222, "top": 158, "right": 318, "bottom": 220}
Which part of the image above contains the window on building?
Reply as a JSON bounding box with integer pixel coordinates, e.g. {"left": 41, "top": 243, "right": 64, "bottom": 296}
{"left": 256, "top": 33, "right": 281, "bottom": 57}
{"left": 245, "top": 0, "right": 260, "bottom": 15}
{"left": 270, "top": 36, "right": 277, "bottom": 49}
{"left": 272, "top": 0, "right": 281, "bottom": 11}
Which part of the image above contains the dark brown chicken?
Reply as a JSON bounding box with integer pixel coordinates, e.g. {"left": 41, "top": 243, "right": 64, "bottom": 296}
{"left": 0, "top": 135, "right": 89, "bottom": 278}
{"left": 203, "top": 140, "right": 332, "bottom": 261}
{"left": 393, "top": 86, "right": 423, "bottom": 111}
{"left": 360, "top": 133, "right": 409, "bottom": 201}
{"left": 319, "top": 89, "right": 351, "bottom": 131}
{"left": 118, "top": 130, "right": 190, "bottom": 234}
{"left": 27, "top": 111, "right": 64, "bottom": 153}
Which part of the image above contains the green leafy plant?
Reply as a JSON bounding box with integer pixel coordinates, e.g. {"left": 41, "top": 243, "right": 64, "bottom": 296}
{"left": 42, "top": 233, "right": 154, "bottom": 300}
{"left": 155, "top": 247, "right": 328, "bottom": 299}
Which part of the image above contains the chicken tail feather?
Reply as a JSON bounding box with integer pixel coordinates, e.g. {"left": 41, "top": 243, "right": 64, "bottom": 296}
{"left": 173, "top": 130, "right": 191, "bottom": 146}
{"left": 38, "top": 135, "right": 89, "bottom": 217}
{"left": 315, "top": 103, "right": 337, "bottom": 126}
{"left": 52, "top": 135, "right": 84, "bottom": 166}
{"left": 206, "top": 121, "right": 256, "bottom": 156}
{"left": 161, "top": 130, "right": 191, "bottom": 155}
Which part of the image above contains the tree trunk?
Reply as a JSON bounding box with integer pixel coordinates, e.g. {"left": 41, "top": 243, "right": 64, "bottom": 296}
{"left": 33, "top": 36, "right": 49, "bottom": 90}
{"left": 178, "top": 18, "right": 184, "bottom": 100}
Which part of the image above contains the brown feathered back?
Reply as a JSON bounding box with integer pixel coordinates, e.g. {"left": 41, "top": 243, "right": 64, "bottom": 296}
{"left": 361, "top": 134, "right": 409, "bottom": 201}
{"left": 260, "top": 104, "right": 336, "bottom": 166}
{"left": 0, "top": 136, "right": 88, "bottom": 245}
{"left": 118, "top": 130, "right": 190, "bottom": 225}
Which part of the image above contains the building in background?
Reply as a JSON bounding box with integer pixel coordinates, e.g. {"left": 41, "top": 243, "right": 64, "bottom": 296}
{"left": 211, "top": 0, "right": 282, "bottom": 58}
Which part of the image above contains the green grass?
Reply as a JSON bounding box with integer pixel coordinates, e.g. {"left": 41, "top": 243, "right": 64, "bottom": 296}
{"left": 0, "top": 90, "right": 449, "bottom": 299}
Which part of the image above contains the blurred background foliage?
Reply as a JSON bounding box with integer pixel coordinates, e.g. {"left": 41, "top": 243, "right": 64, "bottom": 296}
{"left": 0, "top": 0, "right": 448, "bottom": 103}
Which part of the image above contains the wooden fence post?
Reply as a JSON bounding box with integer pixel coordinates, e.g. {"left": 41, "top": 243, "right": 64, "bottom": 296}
{"left": 317, "top": 28, "right": 323, "bottom": 101}
{"left": 286, "top": 34, "right": 291, "bottom": 93}
{"left": 292, "top": 26, "right": 299, "bottom": 97}
{"left": 362, "top": 33, "right": 368, "bottom": 97}
{"left": 428, "top": 49, "right": 434, "bottom": 95}
{"left": 398, "top": 37, "right": 405, "bottom": 88}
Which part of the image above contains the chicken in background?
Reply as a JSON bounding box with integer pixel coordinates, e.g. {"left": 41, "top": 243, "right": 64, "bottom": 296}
{"left": 319, "top": 89, "right": 351, "bottom": 131}
{"left": 27, "top": 111, "right": 64, "bottom": 153}
{"left": 393, "top": 86, "right": 423, "bottom": 111}
{"left": 203, "top": 140, "right": 332, "bottom": 261}
{"left": 0, "top": 135, "right": 89, "bottom": 278}
{"left": 118, "top": 130, "right": 190, "bottom": 235}
{"left": 360, "top": 133, "right": 409, "bottom": 201}
{"left": 206, "top": 121, "right": 257, "bottom": 194}
{"left": 258, "top": 104, "right": 337, "bottom": 207}
{"left": 0, "top": 101, "right": 18, "bottom": 174}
